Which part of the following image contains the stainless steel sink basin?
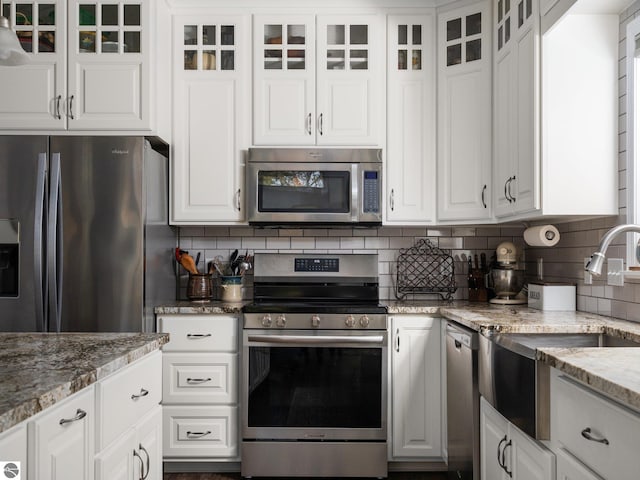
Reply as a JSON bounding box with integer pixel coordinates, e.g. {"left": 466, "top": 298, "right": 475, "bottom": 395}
{"left": 490, "top": 332, "right": 640, "bottom": 359}
{"left": 479, "top": 331, "right": 640, "bottom": 441}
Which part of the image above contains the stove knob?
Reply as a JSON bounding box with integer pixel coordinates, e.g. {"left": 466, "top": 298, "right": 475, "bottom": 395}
{"left": 359, "top": 315, "right": 370, "bottom": 328}
{"left": 276, "top": 314, "right": 287, "bottom": 328}
{"left": 261, "top": 314, "right": 272, "bottom": 327}
{"left": 311, "top": 315, "right": 321, "bottom": 328}
{"left": 345, "top": 315, "right": 356, "bottom": 328}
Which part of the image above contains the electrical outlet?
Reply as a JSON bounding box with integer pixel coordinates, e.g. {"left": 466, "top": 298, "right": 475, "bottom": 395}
{"left": 607, "top": 258, "right": 624, "bottom": 287}
{"left": 584, "top": 258, "right": 592, "bottom": 285}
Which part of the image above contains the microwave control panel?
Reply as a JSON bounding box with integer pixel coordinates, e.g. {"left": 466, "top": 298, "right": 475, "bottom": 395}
{"left": 363, "top": 171, "right": 380, "bottom": 213}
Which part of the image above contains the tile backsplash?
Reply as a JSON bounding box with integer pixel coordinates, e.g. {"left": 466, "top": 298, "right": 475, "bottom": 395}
{"left": 176, "top": 225, "right": 525, "bottom": 301}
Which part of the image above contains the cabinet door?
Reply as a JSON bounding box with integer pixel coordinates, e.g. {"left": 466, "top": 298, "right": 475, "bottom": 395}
{"left": 512, "top": 0, "right": 539, "bottom": 215}
{"left": 510, "top": 424, "right": 556, "bottom": 480}
{"left": 95, "top": 429, "right": 137, "bottom": 480}
{"left": 67, "top": 0, "right": 150, "bottom": 130}
{"left": 0, "top": 423, "right": 27, "bottom": 480}
{"left": 391, "top": 316, "right": 441, "bottom": 458}
{"left": 29, "top": 387, "right": 95, "bottom": 480}
{"left": 0, "top": 0, "right": 66, "bottom": 130}
{"left": 493, "top": 0, "right": 516, "bottom": 217}
{"left": 556, "top": 448, "right": 603, "bottom": 480}
{"left": 135, "top": 406, "right": 162, "bottom": 480}
{"left": 386, "top": 14, "right": 436, "bottom": 224}
{"left": 316, "top": 15, "right": 381, "bottom": 145}
{"left": 171, "top": 15, "right": 248, "bottom": 224}
{"left": 480, "top": 398, "right": 509, "bottom": 480}
{"left": 437, "top": 1, "right": 492, "bottom": 222}
{"left": 253, "top": 15, "right": 315, "bottom": 145}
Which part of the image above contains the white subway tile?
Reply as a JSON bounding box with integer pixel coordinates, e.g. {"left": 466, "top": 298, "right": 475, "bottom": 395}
{"left": 266, "top": 237, "right": 291, "bottom": 249}
{"left": 291, "top": 238, "right": 316, "bottom": 249}
{"left": 340, "top": 237, "right": 365, "bottom": 249}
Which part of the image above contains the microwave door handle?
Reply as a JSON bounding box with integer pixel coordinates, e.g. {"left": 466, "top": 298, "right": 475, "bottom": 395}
{"left": 351, "top": 164, "right": 359, "bottom": 222}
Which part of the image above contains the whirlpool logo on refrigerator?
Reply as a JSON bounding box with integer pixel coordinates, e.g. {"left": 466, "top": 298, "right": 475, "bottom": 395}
{"left": 0, "top": 461, "right": 21, "bottom": 479}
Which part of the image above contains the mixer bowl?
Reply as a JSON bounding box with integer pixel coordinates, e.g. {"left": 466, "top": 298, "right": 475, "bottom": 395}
{"left": 490, "top": 268, "right": 525, "bottom": 298}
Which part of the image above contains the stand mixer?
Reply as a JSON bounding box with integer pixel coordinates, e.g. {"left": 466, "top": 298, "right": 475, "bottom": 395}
{"left": 488, "top": 241, "right": 527, "bottom": 305}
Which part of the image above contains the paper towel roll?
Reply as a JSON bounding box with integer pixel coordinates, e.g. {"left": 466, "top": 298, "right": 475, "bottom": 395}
{"left": 524, "top": 225, "right": 560, "bottom": 247}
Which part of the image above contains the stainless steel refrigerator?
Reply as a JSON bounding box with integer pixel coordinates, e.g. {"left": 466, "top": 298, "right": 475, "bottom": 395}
{"left": 0, "top": 136, "right": 176, "bottom": 333}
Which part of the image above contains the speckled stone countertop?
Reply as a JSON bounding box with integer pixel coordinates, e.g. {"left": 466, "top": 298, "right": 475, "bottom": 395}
{"left": 155, "top": 300, "right": 245, "bottom": 314}
{"left": 0, "top": 332, "right": 169, "bottom": 434}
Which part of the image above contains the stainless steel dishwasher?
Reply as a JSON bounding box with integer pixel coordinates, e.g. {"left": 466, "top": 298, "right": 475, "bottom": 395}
{"left": 446, "top": 321, "right": 479, "bottom": 480}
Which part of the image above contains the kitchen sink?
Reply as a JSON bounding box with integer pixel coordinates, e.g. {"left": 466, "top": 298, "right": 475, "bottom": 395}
{"left": 479, "top": 331, "right": 640, "bottom": 441}
{"left": 490, "top": 332, "right": 640, "bottom": 359}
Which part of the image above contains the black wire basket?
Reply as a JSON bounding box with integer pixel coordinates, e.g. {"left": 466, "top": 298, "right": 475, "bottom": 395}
{"left": 395, "top": 239, "right": 457, "bottom": 301}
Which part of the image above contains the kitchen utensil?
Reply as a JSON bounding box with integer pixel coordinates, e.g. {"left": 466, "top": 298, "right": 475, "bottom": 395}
{"left": 175, "top": 248, "right": 198, "bottom": 274}
{"left": 220, "top": 275, "right": 242, "bottom": 302}
{"left": 195, "top": 252, "right": 201, "bottom": 269}
{"left": 186, "top": 273, "right": 213, "bottom": 301}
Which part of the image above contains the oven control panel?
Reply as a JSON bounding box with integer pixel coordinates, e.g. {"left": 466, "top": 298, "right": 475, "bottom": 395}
{"left": 294, "top": 257, "right": 339, "bottom": 272}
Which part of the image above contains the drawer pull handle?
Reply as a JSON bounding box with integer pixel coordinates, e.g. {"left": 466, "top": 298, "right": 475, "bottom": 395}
{"left": 503, "top": 439, "right": 513, "bottom": 477}
{"left": 59, "top": 408, "right": 87, "bottom": 425}
{"left": 187, "top": 333, "right": 211, "bottom": 339}
{"left": 187, "top": 430, "right": 211, "bottom": 438}
{"left": 139, "top": 444, "right": 150, "bottom": 480}
{"left": 133, "top": 449, "right": 144, "bottom": 480}
{"left": 497, "top": 435, "right": 507, "bottom": 468}
{"left": 131, "top": 388, "right": 149, "bottom": 400}
{"left": 581, "top": 427, "right": 610, "bottom": 445}
{"left": 187, "top": 377, "right": 212, "bottom": 384}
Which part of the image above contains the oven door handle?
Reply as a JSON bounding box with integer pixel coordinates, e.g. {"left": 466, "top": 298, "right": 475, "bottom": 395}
{"left": 247, "top": 334, "right": 386, "bottom": 346}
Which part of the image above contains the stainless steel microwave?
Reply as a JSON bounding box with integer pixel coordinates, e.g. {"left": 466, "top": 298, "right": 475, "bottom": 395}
{"left": 247, "top": 148, "right": 382, "bottom": 226}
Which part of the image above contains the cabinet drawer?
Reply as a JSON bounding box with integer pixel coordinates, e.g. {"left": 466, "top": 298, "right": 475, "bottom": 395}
{"left": 96, "top": 351, "right": 162, "bottom": 450}
{"left": 163, "top": 352, "right": 238, "bottom": 404}
{"left": 551, "top": 373, "right": 640, "bottom": 480}
{"left": 163, "top": 405, "right": 238, "bottom": 459}
{"left": 157, "top": 315, "right": 238, "bottom": 352}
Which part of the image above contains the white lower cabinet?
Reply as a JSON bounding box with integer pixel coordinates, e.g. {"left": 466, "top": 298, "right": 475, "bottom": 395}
{"left": 389, "top": 316, "right": 441, "bottom": 459}
{"left": 94, "top": 351, "right": 163, "bottom": 480}
{"left": 157, "top": 314, "right": 240, "bottom": 462}
{"left": 28, "top": 387, "right": 95, "bottom": 480}
{"left": 480, "top": 397, "right": 555, "bottom": 480}
{"left": 95, "top": 406, "right": 162, "bottom": 480}
{"left": 555, "top": 448, "right": 602, "bottom": 480}
{"left": 550, "top": 369, "right": 640, "bottom": 480}
{"left": 0, "top": 423, "right": 27, "bottom": 479}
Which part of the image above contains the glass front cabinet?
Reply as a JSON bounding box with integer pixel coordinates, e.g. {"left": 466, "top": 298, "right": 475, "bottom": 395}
{"left": 0, "top": 0, "right": 151, "bottom": 130}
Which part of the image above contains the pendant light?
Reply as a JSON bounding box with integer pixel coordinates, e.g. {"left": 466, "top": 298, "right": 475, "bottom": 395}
{"left": 0, "top": 13, "right": 29, "bottom": 66}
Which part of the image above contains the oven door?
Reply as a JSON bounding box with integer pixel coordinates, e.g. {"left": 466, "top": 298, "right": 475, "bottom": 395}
{"left": 242, "top": 329, "right": 388, "bottom": 441}
{"left": 247, "top": 162, "right": 382, "bottom": 225}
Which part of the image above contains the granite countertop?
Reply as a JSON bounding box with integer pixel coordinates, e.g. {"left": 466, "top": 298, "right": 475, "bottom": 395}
{"left": 155, "top": 300, "right": 245, "bottom": 314}
{"left": 0, "top": 332, "right": 169, "bottom": 434}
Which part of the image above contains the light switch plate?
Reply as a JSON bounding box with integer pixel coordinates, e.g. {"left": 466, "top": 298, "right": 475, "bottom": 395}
{"left": 607, "top": 258, "right": 624, "bottom": 287}
{"left": 584, "top": 258, "right": 592, "bottom": 285}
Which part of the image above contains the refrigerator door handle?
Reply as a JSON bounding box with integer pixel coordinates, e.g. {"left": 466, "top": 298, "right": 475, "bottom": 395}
{"left": 47, "top": 153, "right": 63, "bottom": 332}
{"left": 34, "top": 153, "right": 47, "bottom": 332}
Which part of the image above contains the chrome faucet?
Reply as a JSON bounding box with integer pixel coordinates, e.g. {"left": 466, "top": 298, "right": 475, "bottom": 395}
{"left": 585, "top": 224, "right": 640, "bottom": 276}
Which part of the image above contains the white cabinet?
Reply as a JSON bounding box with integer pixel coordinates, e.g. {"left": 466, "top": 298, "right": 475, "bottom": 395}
{"left": 390, "top": 316, "right": 441, "bottom": 459}
{"left": 0, "top": 423, "right": 27, "bottom": 479}
{"left": 253, "top": 14, "right": 382, "bottom": 146}
{"left": 171, "top": 14, "right": 249, "bottom": 224}
{"left": 157, "top": 314, "right": 240, "bottom": 461}
{"left": 385, "top": 13, "right": 436, "bottom": 224}
{"left": 492, "top": 0, "right": 618, "bottom": 220}
{"left": 28, "top": 386, "right": 95, "bottom": 480}
{"left": 0, "top": 0, "right": 153, "bottom": 131}
{"left": 556, "top": 448, "right": 603, "bottom": 480}
{"left": 94, "top": 351, "right": 163, "bottom": 480}
{"left": 95, "top": 406, "right": 162, "bottom": 480}
{"left": 480, "top": 397, "right": 555, "bottom": 480}
{"left": 550, "top": 370, "right": 640, "bottom": 480}
{"left": 493, "top": 0, "right": 539, "bottom": 218}
{"left": 437, "top": 1, "right": 492, "bottom": 223}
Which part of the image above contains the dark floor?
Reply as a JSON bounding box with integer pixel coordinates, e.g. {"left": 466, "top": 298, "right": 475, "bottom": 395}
{"left": 164, "top": 472, "right": 447, "bottom": 480}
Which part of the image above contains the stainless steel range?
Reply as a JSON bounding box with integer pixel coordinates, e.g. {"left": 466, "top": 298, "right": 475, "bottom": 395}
{"left": 241, "top": 253, "right": 388, "bottom": 478}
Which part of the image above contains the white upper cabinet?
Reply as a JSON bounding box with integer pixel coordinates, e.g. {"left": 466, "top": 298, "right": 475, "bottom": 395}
{"left": 493, "top": 0, "right": 618, "bottom": 220}
{"left": 0, "top": 0, "right": 153, "bottom": 131}
{"left": 171, "top": 14, "right": 248, "bottom": 224}
{"left": 437, "top": 0, "right": 492, "bottom": 223}
{"left": 253, "top": 14, "right": 382, "bottom": 146}
{"left": 386, "top": 13, "right": 436, "bottom": 224}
